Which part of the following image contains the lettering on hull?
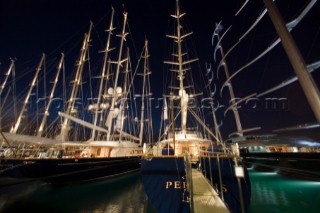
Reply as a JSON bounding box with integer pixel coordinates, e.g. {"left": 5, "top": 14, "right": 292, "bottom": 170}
{"left": 165, "top": 181, "right": 187, "bottom": 189}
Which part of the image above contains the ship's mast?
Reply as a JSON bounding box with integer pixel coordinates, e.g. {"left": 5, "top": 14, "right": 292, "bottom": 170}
{"left": 139, "top": 39, "right": 150, "bottom": 146}
{"left": 97, "top": 61, "right": 112, "bottom": 140}
{"left": 0, "top": 59, "right": 15, "bottom": 131}
{"left": 175, "top": 0, "right": 184, "bottom": 93}
{"left": 0, "top": 59, "right": 15, "bottom": 96}
{"left": 264, "top": 0, "right": 320, "bottom": 123}
{"left": 164, "top": 0, "right": 198, "bottom": 135}
{"left": 117, "top": 47, "right": 130, "bottom": 139}
{"left": 37, "top": 54, "right": 64, "bottom": 137}
{"left": 215, "top": 33, "right": 243, "bottom": 136}
{"left": 91, "top": 8, "right": 115, "bottom": 140}
{"left": 11, "top": 54, "right": 45, "bottom": 134}
{"left": 58, "top": 22, "right": 93, "bottom": 141}
{"left": 105, "top": 11, "right": 128, "bottom": 141}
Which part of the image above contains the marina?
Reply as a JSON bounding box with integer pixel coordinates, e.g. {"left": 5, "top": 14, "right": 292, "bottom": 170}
{"left": 1, "top": 0, "right": 320, "bottom": 212}
{"left": 1, "top": 170, "right": 320, "bottom": 213}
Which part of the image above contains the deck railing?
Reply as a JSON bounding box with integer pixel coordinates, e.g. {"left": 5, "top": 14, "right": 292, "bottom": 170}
{"left": 184, "top": 152, "right": 193, "bottom": 212}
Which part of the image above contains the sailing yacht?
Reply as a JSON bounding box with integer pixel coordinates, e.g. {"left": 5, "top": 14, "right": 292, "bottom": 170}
{"left": 0, "top": 8, "right": 147, "bottom": 184}
{"left": 141, "top": 1, "right": 251, "bottom": 212}
{"left": 217, "top": 0, "right": 320, "bottom": 181}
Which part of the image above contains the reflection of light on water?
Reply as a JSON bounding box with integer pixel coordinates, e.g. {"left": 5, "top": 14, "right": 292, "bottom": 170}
{"left": 253, "top": 181, "right": 285, "bottom": 206}
{"left": 248, "top": 170, "right": 320, "bottom": 213}
{"left": 0, "top": 173, "right": 155, "bottom": 213}
{"left": 249, "top": 171, "right": 289, "bottom": 207}
{"left": 285, "top": 181, "right": 319, "bottom": 189}
{"left": 0, "top": 178, "right": 42, "bottom": 212}
{"left": 252, "top": 172, "right": 278, "bottom": 176}
{"left": 63, "top": 173, "right": 149, "bottom": 213}
{"left": 299, "top": 181, "right": 320, "bottom": 185}
{"left": 278, "top": 189, "right": 289, "bottom": 206}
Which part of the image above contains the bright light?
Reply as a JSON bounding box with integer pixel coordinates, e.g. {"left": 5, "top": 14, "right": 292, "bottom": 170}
{"left": 235, "top": 166, "right": 245, "bottom": 178}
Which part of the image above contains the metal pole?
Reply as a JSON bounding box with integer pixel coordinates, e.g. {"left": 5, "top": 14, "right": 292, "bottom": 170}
{"left": 170, "top": 93, "right": 176, "bottom": 155}
{"left": 209, "top": 155, "right": 213, "bottom": 188}
{"left": 264, "top": 0, "right": 320, "bottom": 123}
{"left": 217, "top": 155, "right": 224, "bottom": 201}
{"left": 220, "top": 43, "right": 243, "bottom": 135}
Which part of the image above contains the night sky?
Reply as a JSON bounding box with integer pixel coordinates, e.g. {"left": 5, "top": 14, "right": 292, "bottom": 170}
{"left": 0, "top": 0, "right": 319, "bottom": 141}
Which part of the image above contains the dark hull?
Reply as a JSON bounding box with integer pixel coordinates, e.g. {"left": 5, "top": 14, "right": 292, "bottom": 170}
{"left": 241, "top": 152, "right": 320, "bottom": 180}
{"left": 141, "top": 157, "right": 190, "bottom": 213}
{"left": 0, "top": 156, "right": 141, "bottom": 185}
{"left": 200, "top": 156, "right": 251, "bottom": 213}
{"left": 141, "top": 156, "right": 251, "bottom": 213}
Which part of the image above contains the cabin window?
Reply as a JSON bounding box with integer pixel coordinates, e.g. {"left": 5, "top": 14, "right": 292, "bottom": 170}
{"left": 97, "top": 148, "right": 101, "bottom": 156}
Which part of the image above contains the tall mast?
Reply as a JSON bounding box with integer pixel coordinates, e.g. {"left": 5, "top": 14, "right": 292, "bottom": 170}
{"left": 0, "top": 59, "right": 15, "bottom": 96}
{"left": 97, "top": 61, "right": 112, "bottom": 140}
{"left": 105, "top": 11, "right": 128, "bottom": 141}
{"left": 164, "top": 0, "right": 198, "bottom": 135}
{"left": 117, "top": 48, "right": 130, "bottom": 136}
{"left": 58, "top": 22, "right": 93, "bottom": 141}
{"left": 264, "top": 0, "right": 320, "bottom": 123}
{"left": 0, "top": 59, "right": 15, "bottom": 130}
{"left": 215, "top": 34, "right": 243, "bottom": 136}
{"left": 175, "top": 0, "right": 184, "bottom": 92}
{"left": 11, "top": 54, "right": 45, "bottom": 134}
{"left": 37, "top": 54, "right": 64, "bottom": 137}
{"left": 91, "top": 8, "right": 115, "bottom": 140}
{"left": 139, "top": 39, "right": 150, "bottom": 146}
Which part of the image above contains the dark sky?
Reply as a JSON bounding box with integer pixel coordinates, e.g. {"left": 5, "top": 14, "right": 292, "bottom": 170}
{"left": 0, "top": 0, "right": 320, "bottom": 140}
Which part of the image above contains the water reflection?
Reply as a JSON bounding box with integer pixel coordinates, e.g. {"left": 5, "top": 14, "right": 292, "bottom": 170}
{"left": 0, "top": 173, "right": 156, "bottom": 213}
{"left": 0, "top": 178, "right": 41, "bottom": 211}
{"left": 248, "top": 171, "right": 320, "bottom": 213}
{"left": 1, "top": 171, "right": 319, "bottom": 213}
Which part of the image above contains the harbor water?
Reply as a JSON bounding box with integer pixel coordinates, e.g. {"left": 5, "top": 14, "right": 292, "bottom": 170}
{"left": 0, "top": 170, "right": 319, "bottom": 213}
{"left": 247, "top": 169, "right": 320, "bottom": 213}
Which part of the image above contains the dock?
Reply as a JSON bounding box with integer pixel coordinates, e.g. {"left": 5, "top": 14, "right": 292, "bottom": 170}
{"left": 191, "top": 168, "right": 230, "bottom": 213}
